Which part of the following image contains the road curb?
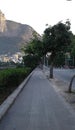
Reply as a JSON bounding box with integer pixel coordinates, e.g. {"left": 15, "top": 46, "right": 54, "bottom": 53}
{"left": 0, "top": 70, "right": 34, "bottom": 120}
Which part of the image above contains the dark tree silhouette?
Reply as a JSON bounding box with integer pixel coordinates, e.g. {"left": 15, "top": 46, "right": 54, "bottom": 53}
{"left": 43, "top": 20, "right": 72, "bottom": 78}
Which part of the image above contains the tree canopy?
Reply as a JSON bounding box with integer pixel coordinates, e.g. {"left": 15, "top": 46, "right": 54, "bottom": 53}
{"left": 43, "top": 20, "right": 72, "bottom": 61}
{"left": 23, "top": 36, "right": 43, "bottom": 68}
{"left": 42, "top": 20, "right": 72, "bottom": 78}
{"left": 23, "top": 20, "right": 72, "bottom": 74}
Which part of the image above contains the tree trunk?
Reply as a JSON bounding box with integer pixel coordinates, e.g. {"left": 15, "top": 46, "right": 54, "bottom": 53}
{"left": 50, "top": 62, "right": 53, "bottom": 78}
{"left": 68, "top": 75, "right": 75, "bottom": 93}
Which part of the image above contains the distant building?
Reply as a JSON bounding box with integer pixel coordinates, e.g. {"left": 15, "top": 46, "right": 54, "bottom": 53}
{"left": 0, "top": 52, "right": 23, "bottom": 63}
{"left": 3, "top": 56, "right": 10, "bottom": 62}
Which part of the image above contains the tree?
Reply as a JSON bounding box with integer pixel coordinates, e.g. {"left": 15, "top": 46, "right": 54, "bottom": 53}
{"left": 53, "top": 52, "right": 65, "bottom": 67}
{"left": 23, "top": 36, "right": 44, "bottom": 68}
{"left": 23, "top": 54, "right": 40, "bottom": 69}
{"left": 68, "top": 75, "right": 75, "bottom": 93}
{"left": 43, "top": 20, "right": 72, "bottom": 78}
{"left": 70, "top": 35, "right": 75, "bottom": 65}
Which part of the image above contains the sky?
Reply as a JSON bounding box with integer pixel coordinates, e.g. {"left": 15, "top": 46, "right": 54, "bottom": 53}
{"left": 0, "top": 0, "right": 74, "bottom": 35}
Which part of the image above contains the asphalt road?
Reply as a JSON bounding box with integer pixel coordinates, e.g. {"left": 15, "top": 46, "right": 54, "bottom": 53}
{"left": 0, "top": 68, "right": 75, "bottom": 130}
{"left": 44, "top": 66, "right": 75, "bottom": 87}
{"left": 53, "top": 69, "right": 75, "bottom": 90}
{"left": 54, "top": 68, "right": 75, "bottom": 82}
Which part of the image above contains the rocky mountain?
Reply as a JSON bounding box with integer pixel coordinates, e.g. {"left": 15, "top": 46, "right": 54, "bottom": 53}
{"left": 0, "top": 10, "right": 41, "bottom": 55}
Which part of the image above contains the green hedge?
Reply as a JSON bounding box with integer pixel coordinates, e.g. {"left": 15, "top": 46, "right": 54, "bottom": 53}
{"left": 0, "top": 67, "right": 31, "bottom": 91}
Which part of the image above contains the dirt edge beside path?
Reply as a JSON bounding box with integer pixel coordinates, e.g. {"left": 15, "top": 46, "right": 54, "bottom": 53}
{"left": 49, "top": 78, "right": 75, "bottom": 111}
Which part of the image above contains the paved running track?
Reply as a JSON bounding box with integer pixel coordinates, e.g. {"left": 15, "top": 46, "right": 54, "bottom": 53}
{"left": 0, "top": 68, "right": 75, "bottom": 130}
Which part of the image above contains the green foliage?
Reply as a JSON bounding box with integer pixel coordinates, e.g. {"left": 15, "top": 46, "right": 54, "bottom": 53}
{"left": 43, "top": 20, "right": 72, "bottom": 78}
{"left": 0, "top": 67, "right": 31, "bottom": 91}
{"left": 70, "top": 35, "right": 75, "bottom": 56}
{"left": 43, "top": 20, "right": 72, "bottom": 61}
{"left": 23, "top": 35, "right": 43, "bottom": 69}
{"left": 23, "top": 20, "right": 72, "bottom": 69}
{"left": 53, "top": 52, "right": 65, "bottom": 67}
{"left": 23, "top": 55, "right": 40, "bottom": 69}
{"left": 24, "top": 37, "right": 43, "bottom": 57}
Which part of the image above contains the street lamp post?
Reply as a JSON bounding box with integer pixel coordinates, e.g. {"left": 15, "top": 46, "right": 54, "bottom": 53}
{"left": 46, "top": 52, "right": 51, "bottom": 67}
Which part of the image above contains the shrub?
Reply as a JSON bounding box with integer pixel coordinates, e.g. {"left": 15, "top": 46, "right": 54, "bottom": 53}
{"left": 0, "top": 67, "right": 31, "bottom": 91}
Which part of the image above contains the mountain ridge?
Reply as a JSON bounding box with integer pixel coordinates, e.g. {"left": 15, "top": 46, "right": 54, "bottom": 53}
{"left": 0, "top": 10, "right": 41, "bottom": 55}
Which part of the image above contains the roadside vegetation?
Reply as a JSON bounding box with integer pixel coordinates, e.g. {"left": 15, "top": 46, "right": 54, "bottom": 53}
{"left": 23, "top": 20, "right": 75, "bottom": 93}
{"left": 0, "top": 67, "right": 32, "bottom": 104}
{"left": 0, "top": 20, "right": 75, "bottom": 104}
{"left": 23, "top": 20, "right": 72, "bottom": 78}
